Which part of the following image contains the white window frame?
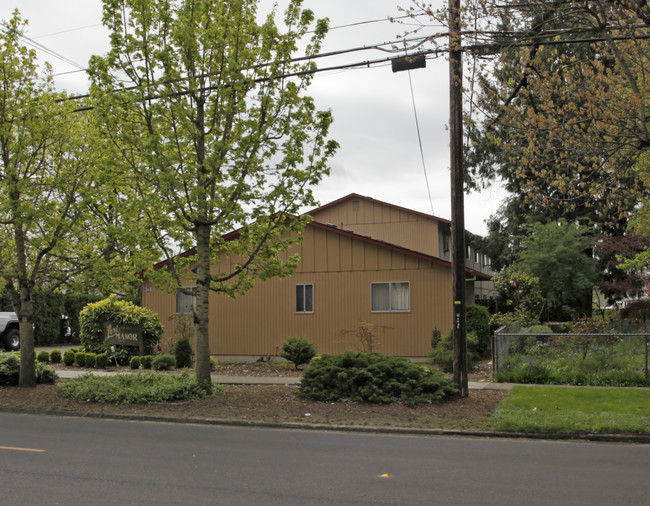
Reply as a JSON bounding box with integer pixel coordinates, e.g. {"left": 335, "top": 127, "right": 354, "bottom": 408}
{"left": 296, "top": 283, "right": 314, "bottom": 313}
{"left": 175, "top": 287, "right": 196, "bottom": 314}
{"left": 371, "top": 282, "right": 411, "bottom": 313}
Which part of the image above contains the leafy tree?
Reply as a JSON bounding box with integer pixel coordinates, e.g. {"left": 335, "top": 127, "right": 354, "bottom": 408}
{"left": 89, "top": 0, "right": 337, "bottom": 384}
{"left": 514, "top": 221, "right": 599, "bottom": 321}
{"left": 0, "top": 13, "right": 102, "bottom": 386}
{"left": 407, "top": 1, "right": 649, "bottom": 277}
{"left": 491, "top": 266, "right": 544, "bottom": 327}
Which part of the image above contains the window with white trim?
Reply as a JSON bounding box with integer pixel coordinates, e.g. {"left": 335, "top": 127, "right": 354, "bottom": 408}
{"left": 175, "top": 287, "right": 196, "bottom": 314}
{"left": 296, "top": 284, "right": 313, "bottom": 313}
{"left": 371, "top": 282, "right": 410, "bottom": 312}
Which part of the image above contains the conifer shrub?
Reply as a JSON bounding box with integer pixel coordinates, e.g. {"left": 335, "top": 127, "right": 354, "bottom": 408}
{"left": 35, "top": 361, "right": 58, "bottom": 384}
{"left": 298, "top": 351, "right": 458, "bottom": 407}
{"left": 50, "top": 349, "right": 62, "bottom": 364}
{"left": 61, "top": 370, "right": 219, "bottom": 404}
{"left": 36, "top": 350, "right": 50, "bottom": 363}
{"left": 63, "top": 350, "right": 76, "bottom": 366}
{"left": 152, "top": 353, "right": 176, "bottom": 371}
{"left": 141, "top": 355, "right": 153, "bottom": 369}
{"left": 174, "top": 337, "right": 193, "bottom": 369}
{"left": 0, "top": 353, "right": 57, "bottom": 385}
{"left": 280, "top": 337, "right": 317, "bottom": 369}
{"left": 75, "top": 352, "right": 87, "bottom": 368}
{"left": 79, "top": 295, "right": 163, "bottom": 364}
{"left": 130, "top": 356, "right": 141, "bottom": 370}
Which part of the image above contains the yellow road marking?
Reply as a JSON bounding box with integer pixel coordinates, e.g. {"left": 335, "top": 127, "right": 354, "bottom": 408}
{"left": 0, "top": 446, "right": 45, "bottom": 453}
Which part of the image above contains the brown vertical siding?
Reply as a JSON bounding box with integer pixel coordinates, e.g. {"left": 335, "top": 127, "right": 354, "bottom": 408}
{"left": 144, "top": 223, "right": 454, "bottom": 357}
{"left": 311, "top": 198, "right": 440, "bottom": 257}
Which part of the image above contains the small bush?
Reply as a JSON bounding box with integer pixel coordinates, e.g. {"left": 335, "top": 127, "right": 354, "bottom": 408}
{"left": 428, "top": 329, "right": 481, "bottom": 373}
{"left": 280, "top": 337, "right": 317, "bottom": 369}
{"left": 63, "top": 350, "right": 76, "bottom": 366}
{"left": 174, "top": 337, "right": 193, "bottom": 369}
{"left": 130, "top": 356, "right": 141, "bottom": 370}
{"left": 141, "top": 355, "right": 153, "bottom": 369}
{"left": 85, "top": 353, "right": 97, "bottom": 368}
{"left": 50, "top": 349, "right": 62, "bottom": 364}
{"left": 95, "top": 353, "right": 109, "bottom": 369}
{"left": 210, "top": 357, "right": 218, "bottom": 371}
{"left": 0, "top": 353, "right": 57, "bottom": 385}
{"left": 152, "top": 354, "right": 176, "bottom": 371}
{"left": 36, "top": 350, "right": 50, "bottom": 363}
{"left": 60, "top": 371, "right": 220, "bottom": 404}
{"left": 75, "top": 352, "right": 87, "bottom": 368}
{"left": 298, "top": 351, "right": 458, "bottom": 407}
{"left": 35, "top": 361, "right": 58, "bottom": 384}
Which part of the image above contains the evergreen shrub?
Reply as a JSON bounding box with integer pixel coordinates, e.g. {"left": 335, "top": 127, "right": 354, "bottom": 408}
{"left": 79, "top": 295, "right": 163, "bottom": 364}
{"left": 130, "top": 356, "right": 141, "bottom": 370}
{"left": 152, "top": 354, "right": 176, "bottom": 371}
{"left": 63, "top": 350, "right": 76, "bottom": 366}
{"left": 36, "top": 350, "right": 50, "bottom": 363}
{"left": 0, "top": 353, "right": 57, "bottom": 385}
{"left": 141, "top": 355, "right": 153, "bottom": 369}
{"left": 61, "top": 371, "right": 219, "bottom": 404}
{"left": 467, "top": 304, "right": 491, "bottom": 354}
{"left": 298, "top": 351, "right": 458, "bottom": 407}
{"left": 75, "top": 352, "right": 87, "bottom": 368}
{"left": 95, "top": 353, "right": 109, "bottom": 369}
{"left": 428, "top": 329, "right": 481, "bottom": 373}
{"left": 174, "top": 337, "right": 193, "bottom": 369}
{"left": 50, "top": 349, "right": 62, "bottom": 364}
{"left": 280, "top": 337, "right": 317, "bottom": 369}
{"left": 85, "top": 353, "right": 97, "bottom": 368}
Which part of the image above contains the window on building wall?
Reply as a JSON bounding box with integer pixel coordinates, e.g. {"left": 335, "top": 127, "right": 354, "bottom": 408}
{"left": 371, "top": 282, "right": 410, "bottom": 312}
{"left": 466, "top": 245, "right": 471, "bottom": 259}
{"left": 474, "top": 249, "right": 480, "bottom": 263}
{"left": 296, "top": 284, "right": 313, "bottom": 313}
{"left": 175, "top": 287, "right": 196, "bottom": 314}
{"left": 442, "top": 232, "right": 450, "bottom": 254}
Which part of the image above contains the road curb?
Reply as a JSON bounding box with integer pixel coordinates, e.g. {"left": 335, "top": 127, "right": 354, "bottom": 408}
{"left": 2, "top": 406, "right": 649, "bottom": 444}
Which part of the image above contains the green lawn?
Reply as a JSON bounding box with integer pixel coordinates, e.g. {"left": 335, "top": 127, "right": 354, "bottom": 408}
{"left": 491, "top": 386, "right": 650, "bottom": 434}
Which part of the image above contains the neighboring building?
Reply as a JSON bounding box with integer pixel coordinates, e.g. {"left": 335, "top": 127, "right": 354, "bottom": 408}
{"left": 141, "top": 194, "right": 493, "bottom": 358}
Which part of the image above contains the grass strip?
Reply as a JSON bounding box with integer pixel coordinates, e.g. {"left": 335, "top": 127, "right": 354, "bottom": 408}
{"left": 491, "top": 386, "right": 650, "bottom": 434}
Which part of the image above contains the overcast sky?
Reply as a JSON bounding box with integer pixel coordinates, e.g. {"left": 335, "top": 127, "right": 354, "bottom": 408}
{"left": 1, "top": 0, "right": 506, "bottom": 235}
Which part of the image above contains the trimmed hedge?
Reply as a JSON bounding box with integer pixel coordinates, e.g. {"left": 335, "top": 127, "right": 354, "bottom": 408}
{"left": 79, "top": 295, "right": 163, "bottom": 364}
{"left": 298, "top": 351, "right": 458, "bottom": 407}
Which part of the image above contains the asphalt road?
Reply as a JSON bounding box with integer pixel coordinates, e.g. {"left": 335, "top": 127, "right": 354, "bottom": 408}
{"left": 1, "top": 412, "right": 649, "bottom": 505}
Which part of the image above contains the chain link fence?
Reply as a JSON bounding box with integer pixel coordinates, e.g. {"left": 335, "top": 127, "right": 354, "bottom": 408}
{"left": 492, "top": 324, "right": 650, "bottom": 384}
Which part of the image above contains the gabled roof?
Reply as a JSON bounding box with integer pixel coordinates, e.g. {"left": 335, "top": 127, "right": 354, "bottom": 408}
{"left": 149, "top": 195, "right": 490, "bottom": 280}
{"left": 306, "top": 193, "right": 451, "bottom": 225}
{"left": 309, "top": 220, "right": 490, "bottom": 280}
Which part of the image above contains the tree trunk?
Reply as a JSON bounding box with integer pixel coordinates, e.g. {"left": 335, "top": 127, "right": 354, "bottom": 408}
{"left": 18, "top": 296, "right": 36, "bottom": 388}
{"left": 194, "top": 222, "right": 212, "bottom": 386}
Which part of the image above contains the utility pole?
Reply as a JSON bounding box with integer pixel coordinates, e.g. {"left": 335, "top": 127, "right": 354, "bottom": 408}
{"left": 449, "top": 0, "right": 469, "bottom": 397}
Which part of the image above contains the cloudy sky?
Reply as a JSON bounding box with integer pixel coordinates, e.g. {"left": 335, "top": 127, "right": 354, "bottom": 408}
{"left": 1, "top": 0, "right": 506, "bottom": 235}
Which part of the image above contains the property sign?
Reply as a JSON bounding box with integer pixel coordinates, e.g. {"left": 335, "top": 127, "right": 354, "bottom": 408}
{"left": 103, "top": 322, "right": 142, "bottom": 348}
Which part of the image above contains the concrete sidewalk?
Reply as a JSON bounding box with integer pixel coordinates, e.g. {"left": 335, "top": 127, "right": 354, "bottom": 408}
{"left": 54, "top": 368, "right": 512, "bottom": 389}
